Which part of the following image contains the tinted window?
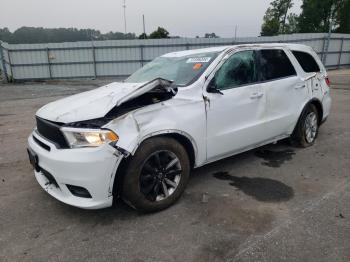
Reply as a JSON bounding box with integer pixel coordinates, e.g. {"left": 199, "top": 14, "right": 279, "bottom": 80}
{"left": 292, "top": 51, "right": 320, "bottom": 73}
{"left": 259, "top": 49, "right": 296, "bottom": 81}
{"left": 213, "top": 50, "right": 258, "bottom": 90}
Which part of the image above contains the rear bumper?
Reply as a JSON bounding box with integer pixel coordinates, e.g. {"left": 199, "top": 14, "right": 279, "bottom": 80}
{"left": 28, "top": 131, "right": 123, "bottom": 209}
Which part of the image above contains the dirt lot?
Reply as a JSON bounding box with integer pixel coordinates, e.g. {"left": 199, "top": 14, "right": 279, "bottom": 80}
{"left": 0, "top": 70, "right": 350, "bottom": 262}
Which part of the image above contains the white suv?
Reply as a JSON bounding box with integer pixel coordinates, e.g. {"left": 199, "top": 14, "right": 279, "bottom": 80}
{"left": 27, "top": 44, "right": 331, "bottom": 211}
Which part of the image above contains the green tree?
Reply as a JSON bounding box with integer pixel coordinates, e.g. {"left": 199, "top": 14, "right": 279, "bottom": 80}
{"left": 0, "top": 28, "right": 11, "bottom": 42}
{"left": 335, "top": 0, "right": 350, "bottom": 33}
{"left": 284, "top": 13, "right": 299, "bottom": 34}
{"left": 138, "top": 33, "right": 148, "bottom": 39}
{"left": 149, "top": 27, "right": 169, "bottom": 39}
{"left": 101, "top": 31, "right": 135, "bottom": 40}
{"left": 261, "top": 0, "right": 294, "bottom": 36}
{"left": 204, "top": 33, "right": 219, "bottom": 38}
{"left": 298, "top": 0, "right": 346, "bottom": 33}
{"left": 0, "top": 27, "right": 136, "bottom": 44}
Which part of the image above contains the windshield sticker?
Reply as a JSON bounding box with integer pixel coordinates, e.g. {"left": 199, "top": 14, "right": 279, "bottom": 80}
{"left": 186, "top": 57, "right": 211, "bottom": 63}
{"left": 193, "top": 63, "right": 203, "bottom": 70}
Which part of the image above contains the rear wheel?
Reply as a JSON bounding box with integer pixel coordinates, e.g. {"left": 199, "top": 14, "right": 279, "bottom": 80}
{"left": 122, "top": 137, "right": 190, "bottom": 212}
{"left": 292, "top": 104, "right": 319, "bottom": 147}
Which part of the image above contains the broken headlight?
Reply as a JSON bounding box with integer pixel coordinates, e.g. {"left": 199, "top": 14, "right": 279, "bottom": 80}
{"left": 61, "top": 127, "right": 119, "bottom": 148}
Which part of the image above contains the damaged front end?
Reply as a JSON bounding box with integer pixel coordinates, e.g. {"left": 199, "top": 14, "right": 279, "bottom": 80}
{"left": 65, "top": 78, "right": 177, "bottom": 129}
{"left": 34, "top": 78, "right": 177, "bottom": 154}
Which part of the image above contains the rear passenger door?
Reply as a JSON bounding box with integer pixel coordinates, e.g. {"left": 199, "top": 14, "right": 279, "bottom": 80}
{"left": 257, "top": 49, "right": 303, "bottom": 138}
{"left": 292, "top": 50, "right": 324, "bottom": 100}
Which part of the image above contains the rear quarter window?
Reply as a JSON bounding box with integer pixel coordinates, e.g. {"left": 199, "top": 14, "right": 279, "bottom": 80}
{"left": 292, "top": 51, "right": 320, "bottom": 73}
{"left": 259, "top": 49, "right": 296, "bottom": 81}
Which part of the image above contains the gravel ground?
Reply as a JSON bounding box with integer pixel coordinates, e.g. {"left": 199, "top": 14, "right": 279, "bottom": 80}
{"left": 0, "top": 69, "right": 349, "bottom": 262}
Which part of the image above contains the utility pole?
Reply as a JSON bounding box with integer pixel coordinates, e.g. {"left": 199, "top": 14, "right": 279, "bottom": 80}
{"left": 143, "top": 14, "right": 146, "bottom": 39}
{"left": 123, "top": 0, "right": 127, "bottom": 34}
{"left": 323, "top": 17, "right": 334, "bottom": 64}
{"left": 234, "top": 25, "right": 238, "bottom": 41}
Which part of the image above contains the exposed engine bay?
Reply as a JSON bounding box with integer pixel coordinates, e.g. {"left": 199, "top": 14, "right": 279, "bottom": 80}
{"left": 65, "top": 78, "right": 177, "bottom": 128}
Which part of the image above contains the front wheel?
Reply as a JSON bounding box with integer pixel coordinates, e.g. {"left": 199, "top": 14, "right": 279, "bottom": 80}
{"left": 122, "top": 137, "right": 190, "bottom": 212}
{"left": 292, "top": 104, "right": 319, "bottom": 147}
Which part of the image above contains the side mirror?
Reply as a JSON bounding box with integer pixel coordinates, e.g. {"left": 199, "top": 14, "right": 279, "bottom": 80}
{"left": 207, "top": 79, "right": 223, "bottom": 95}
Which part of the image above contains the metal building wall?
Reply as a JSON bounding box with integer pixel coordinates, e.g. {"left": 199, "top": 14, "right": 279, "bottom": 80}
{"left": 0, "top": 33, "right": 349, "bottom": 82}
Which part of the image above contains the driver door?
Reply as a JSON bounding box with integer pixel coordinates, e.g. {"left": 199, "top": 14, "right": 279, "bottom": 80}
{"left": 204, "top": 50, "right": 268, "bottom": 161}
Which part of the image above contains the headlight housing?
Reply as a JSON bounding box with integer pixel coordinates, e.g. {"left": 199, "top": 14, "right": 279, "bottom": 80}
{"left": 61, "top": 127, "right": 119, "bottom": 148}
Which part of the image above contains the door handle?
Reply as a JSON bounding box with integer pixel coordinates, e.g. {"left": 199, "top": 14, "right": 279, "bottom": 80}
{"left": 294, "top": 84, "right": 306, "bottom": 89}
{"left": 250, "top": 92, "right": 263, "bottom": 99}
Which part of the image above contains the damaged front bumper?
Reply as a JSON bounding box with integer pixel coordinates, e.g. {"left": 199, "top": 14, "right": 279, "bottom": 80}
{"left": 28, "top": 131, "right": 123, "bottom": 209}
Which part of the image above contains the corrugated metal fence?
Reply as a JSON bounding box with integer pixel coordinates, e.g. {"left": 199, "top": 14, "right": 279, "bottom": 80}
{"left": 1, "top": 33, "right": 350, "bottom": 82}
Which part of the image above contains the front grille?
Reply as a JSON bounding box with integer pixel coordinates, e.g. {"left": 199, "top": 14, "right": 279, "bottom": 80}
{"left": 36, "top": 117, "right": 69, "bottom": 148}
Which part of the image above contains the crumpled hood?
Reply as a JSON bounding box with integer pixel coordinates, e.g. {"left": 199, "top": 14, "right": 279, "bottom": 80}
{"left": 36, "top": 82, "right": 146, "bottom": 123}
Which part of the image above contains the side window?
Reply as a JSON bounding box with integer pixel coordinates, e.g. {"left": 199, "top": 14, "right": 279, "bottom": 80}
{"left": 292, "top": 51, "right": 320, "bottom": 73}
{"left": 213, "top": 50, "right": 257, "bottom": 90}
{"left": 259, "top": 49, "right": 296, "bottom": 81}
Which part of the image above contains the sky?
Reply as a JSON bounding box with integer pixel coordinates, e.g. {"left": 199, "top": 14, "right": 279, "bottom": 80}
{"left": 0, "top": 0, "right": 302, "bottom": 37}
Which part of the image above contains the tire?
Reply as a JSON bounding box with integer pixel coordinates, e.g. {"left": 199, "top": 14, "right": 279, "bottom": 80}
{"left": 122, "top": 137, "right": 190, "bottom": 212}
{"left": 291, "top": 104, "right": 319, "bottom": 148}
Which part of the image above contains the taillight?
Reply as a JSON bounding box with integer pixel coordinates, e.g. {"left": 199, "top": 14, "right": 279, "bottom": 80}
{"left": 325, "top": 77, "right": 331, "bottom": 87}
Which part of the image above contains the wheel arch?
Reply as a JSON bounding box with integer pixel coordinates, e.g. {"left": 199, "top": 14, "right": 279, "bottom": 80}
{"left": 309, "top": 98, "right": 323, "bottom": 125}
{"left": 292, "top": 98, "right": 323, "bottom": 135}
{"left": 112, "top": 130, "right": 197, "bottom": 198}
{"left": 153, "top": 133, "right": 196, "bottom": 169}
{"left": 135, "top": 130, "right": 197, "bottom": 169}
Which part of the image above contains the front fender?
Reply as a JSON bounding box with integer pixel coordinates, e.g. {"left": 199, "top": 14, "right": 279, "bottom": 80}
{"left": 109, "top": 118, "right": 198, "bottom": 160}
{"left": 104, "top": 98, "right": 206, "bottom": 166}
{"left": 106, "top": 113, "right": 141, "bottom": 154}
{"left": 132, "top": 129, "right": 198, "bottom": 155}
